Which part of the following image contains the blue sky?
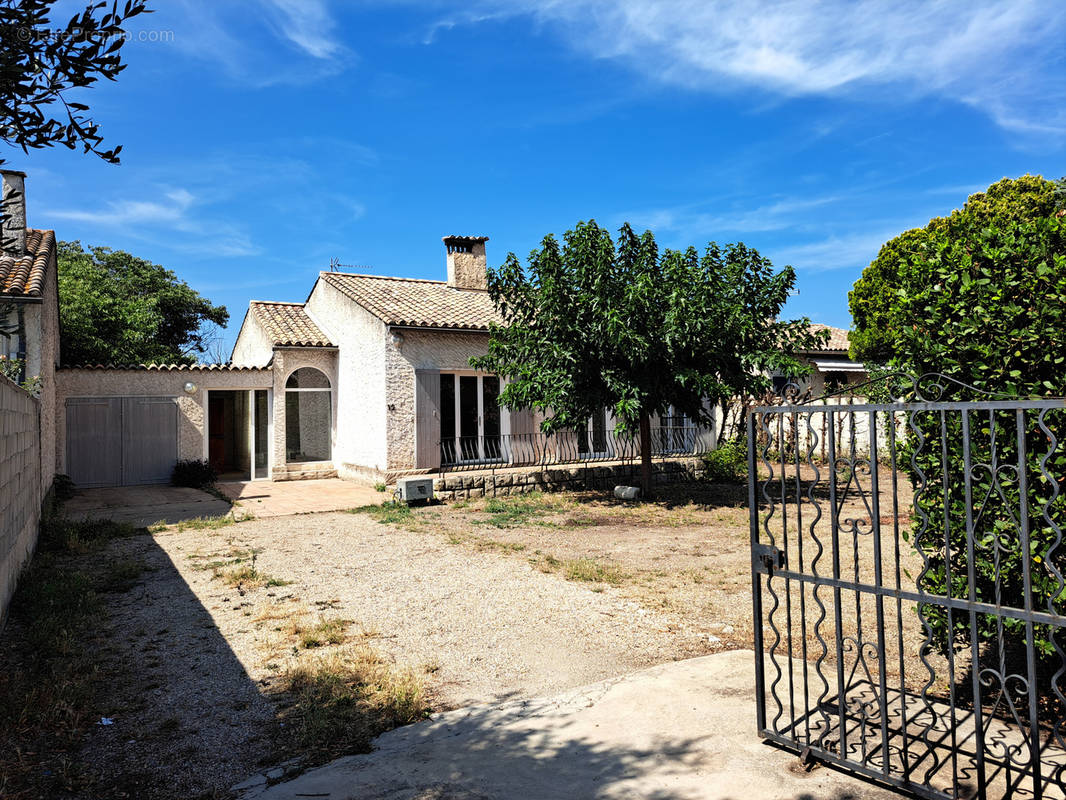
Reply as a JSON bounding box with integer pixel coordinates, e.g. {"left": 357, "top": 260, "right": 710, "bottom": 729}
{"left": 7, "top": 0, "right": 1066, "bottom": 358}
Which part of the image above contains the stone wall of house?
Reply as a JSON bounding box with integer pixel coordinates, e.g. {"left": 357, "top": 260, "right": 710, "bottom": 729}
{"left": 304, "top": 279, "right": 388, "bottom": 479}
{"left": 385, "top": 328, "right": 491, "bottom": 472}
{"left": 55, "top": 367, "right": 273, "bottom": 474}
{"left": 431, "top": 458, "right": 704, "bottom": 501}
{"left": 270, "top": 348, "right": 339, "bottom": 477}
{"left": 0, "top": 376, "right": 40, "bottom": 624}
{"left": 230, "top": 310, "right": 275, "bottom": 367}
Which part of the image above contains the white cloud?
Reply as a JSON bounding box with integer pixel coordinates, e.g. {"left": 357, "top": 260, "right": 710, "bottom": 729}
{"left": 770, "top": 228, "right": 909, "bottom": 273}
{"left": 620, "top": 195, "right": 841, "bottom": 239}
{"left": 48, "top": 188, "right": 196, "bottom": 226}
{"left": 164, "top": 0, "right": 350, "bottom": 87}
{"left": 446, "top": 0, "right": 1066, "bottom": 134}
{"left": 45, "top": 187, "right": 262, "bottom": 257}
{"left": 260, "top": 0, "right": 345, "bottom": 60}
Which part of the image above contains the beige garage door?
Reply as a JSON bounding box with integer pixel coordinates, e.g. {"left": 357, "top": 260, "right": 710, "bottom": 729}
{"left": 66, "top": 396, "right": 178, "bottom": 488}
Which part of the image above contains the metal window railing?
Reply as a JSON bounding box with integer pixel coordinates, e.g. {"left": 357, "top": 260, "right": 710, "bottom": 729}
{"left": 438, "top": 425, "right": 705, "bottom": 472}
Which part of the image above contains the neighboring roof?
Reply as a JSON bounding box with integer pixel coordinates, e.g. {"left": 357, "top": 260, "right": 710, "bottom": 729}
{"left": 0, "top": 228, "right": 55, "bottom": 298}
{"left": 805, "top": 324, "right": 850, "bottom": 352}
{"left": 320, "top": 272, "right": 501, "bottom": 331}
{"left": 250, "top": 301, "right": 333, "bottom": 347}
{"left": 58, "top": 363, "right": 269, "bottom": 371}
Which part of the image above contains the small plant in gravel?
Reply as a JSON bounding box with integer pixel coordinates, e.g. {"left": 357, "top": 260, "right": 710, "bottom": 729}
{"left": 40, "top": 516, "right": 141, "bottom": 553}
{"left": 175, "top": 514, "right": 237, "bottom": 532}
{"left": 275, "top": 646, "right": 429, "bottom": 763}
{"left": 103, "top": 559, "right": 148, "bottom": 592}
{"left": 348, "top": 501, "right": 414, "bottom": 526}
{"left": 290, "top": 616, "right": 351, "bottom": 648}
{"left": 217, "top": 563, "right": 290, "bottom": 589}
{"left": 478, "top": 492, "right": 564, "bottom": 528}
{"left": 563, "top": 558, "right": 628, "bottom": 585}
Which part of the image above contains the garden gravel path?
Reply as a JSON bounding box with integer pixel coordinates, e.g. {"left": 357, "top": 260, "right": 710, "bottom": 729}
{"left": 75, "top": 510, "right": 707, "bottom": 798}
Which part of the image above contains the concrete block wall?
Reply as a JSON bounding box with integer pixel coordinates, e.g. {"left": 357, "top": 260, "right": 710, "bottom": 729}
{"left": 0, "top": 376, "right": 41, "bottom": 624}
{"left": 431, "top": 458, "right": 704, "bottom": 501}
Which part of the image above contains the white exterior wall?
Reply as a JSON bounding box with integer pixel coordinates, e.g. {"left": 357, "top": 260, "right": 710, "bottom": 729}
{"left": 230, "top": 311, "right": 275, "bottom": 367}
{"left": 54, "top": 368, "right": 272, "bottom": 475}
{"left": 386, "top": 329, "right": 491, "bottom": 472}
{"left": 304, "top": 280, "right": 388, "bottom": 477}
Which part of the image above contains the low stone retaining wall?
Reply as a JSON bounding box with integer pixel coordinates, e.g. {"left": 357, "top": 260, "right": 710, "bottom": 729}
{"left": 0, "top": 376, "right": 42, "bottom": 625}
{"left": 431, "top": 458, "right": 704, "bottom": 501}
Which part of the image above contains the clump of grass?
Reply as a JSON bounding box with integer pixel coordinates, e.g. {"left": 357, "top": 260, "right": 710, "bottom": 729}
{"left": 290, "top": 616, "right": 351, "bottom": 648}
{"left": 174, "top": 514, "right": 235, "bottom": 533}
{"left": 474, "top": 538, "right": 525, "bottom": 553}
{"left": 348, "top": 501, "right": 414, "bottom": 526}
{"left": 216, "top": 563, "right": 290, "bottom": 589}
{"left": 373, "top": 482, "right": 387, "bottom": 492}
{"left": 276, "top": 646, "right": 429, "bottom": 762}
{"left": 478, "top": 492, "right": 564, "bottom": 528}
{"left": 563, "top": 558, "right": 628, "bottom": 585}
{"left": 39, "top": 516, "right": 140, "bottom": 554}
{"left": 102, "top": 559, "right": 148, "bottom": 593}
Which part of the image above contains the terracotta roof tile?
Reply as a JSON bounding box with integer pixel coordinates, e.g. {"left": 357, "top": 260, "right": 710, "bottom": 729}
{"left": 806, "top": 323, "right": 851, "bottom": 352}
{"left": 0, "top": 229, "right": 54, "bottom": 297}
{"left": 58, "top": 363, "right": 269, "bottom": 371}
{"left": 321, "top": 272, "right": 501, "bottom": 331}
{"left": 250, "top": 301, "right": 333, "bottom": 347}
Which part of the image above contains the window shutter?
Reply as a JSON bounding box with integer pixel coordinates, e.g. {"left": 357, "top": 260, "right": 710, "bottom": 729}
{"left": 414, "top": 369, "right": 441, "bottom": 470}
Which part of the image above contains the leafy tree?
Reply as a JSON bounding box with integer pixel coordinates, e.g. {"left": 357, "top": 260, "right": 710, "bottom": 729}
{"left": 849, "top": 175, "right": 1066, "bottom": 685}
{"left": 58, "top": 240, "right": 228, "bottom": 365}
{"left": 0, "top": 0, "right": 149, "bottom": 165}
{"left": 471, "top": 220, "right": 827, "bottom": 495}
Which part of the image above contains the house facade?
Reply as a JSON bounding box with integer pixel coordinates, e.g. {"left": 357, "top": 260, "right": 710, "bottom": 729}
{"left": 227, "top": 236, "right": 532, "bottom": 482}
{"left": 3, "top": 161, "right": 857, "bottom": 489}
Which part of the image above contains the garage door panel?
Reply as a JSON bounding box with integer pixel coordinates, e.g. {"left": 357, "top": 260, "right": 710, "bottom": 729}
{"left": 66, "top": 398, "right": 122, "bottom": 488}
{"left": 65, "top": 396, "right": 178, "bottom": 488}
{"left": 122, "top": 397, "right": 178, "bottom": 485}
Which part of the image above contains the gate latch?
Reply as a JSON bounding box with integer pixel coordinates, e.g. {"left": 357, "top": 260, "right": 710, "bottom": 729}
{"left": 753, "top": 544, "right": 786, "bottom": 575}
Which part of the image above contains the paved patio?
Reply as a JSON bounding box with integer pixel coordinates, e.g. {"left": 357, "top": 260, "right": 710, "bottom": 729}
{"left": 218, "top": 477, "right": 384, "bottom": 517}
{"left": 236, "top": 650, "right": 898, "bottom": 800}
{"left": 63, "top": 485, "right": 233, "bottom": 527}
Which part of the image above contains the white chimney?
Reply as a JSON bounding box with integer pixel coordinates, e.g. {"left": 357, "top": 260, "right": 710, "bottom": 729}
{"left": 443, "top": 235, "right": 489, "bottom": 290}
{"left": 1, "top": 169, "right": 27, "bottom": 255}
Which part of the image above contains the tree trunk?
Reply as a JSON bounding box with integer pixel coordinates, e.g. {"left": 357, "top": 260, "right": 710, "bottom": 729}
{"left": 639, "top": 410, "right": 653, "bottom": 498}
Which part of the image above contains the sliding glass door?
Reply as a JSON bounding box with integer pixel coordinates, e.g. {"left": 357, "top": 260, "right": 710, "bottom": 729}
{"left": 440, "top": 373, "right": 501, "bottom": 465}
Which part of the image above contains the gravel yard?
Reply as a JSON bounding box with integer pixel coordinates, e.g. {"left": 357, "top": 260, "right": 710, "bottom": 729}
{"left": 1, "top": 475, "right": 919, "bottom": 798}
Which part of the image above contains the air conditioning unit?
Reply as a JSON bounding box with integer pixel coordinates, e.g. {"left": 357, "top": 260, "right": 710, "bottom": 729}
{"left": 397, "top": 476, "right": 434, "bottom": 504}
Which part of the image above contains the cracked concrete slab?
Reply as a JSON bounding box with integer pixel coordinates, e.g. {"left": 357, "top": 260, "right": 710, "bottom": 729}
{"left": 237, "top": 650, "right": 899, "bottom": 800}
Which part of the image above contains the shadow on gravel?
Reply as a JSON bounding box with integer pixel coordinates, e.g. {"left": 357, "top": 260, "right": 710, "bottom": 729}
{"left": 0, "top": 515, "right": 272, "bottom": 800}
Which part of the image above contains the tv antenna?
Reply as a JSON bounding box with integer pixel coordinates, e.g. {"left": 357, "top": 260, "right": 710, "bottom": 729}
{"left": 329, "top": 257, "right": 376, "bottom": 273}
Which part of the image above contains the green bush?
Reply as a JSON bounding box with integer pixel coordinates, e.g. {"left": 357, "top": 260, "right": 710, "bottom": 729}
{"left": 51, "top": 474, "right": 76, "bottom": 501}
{"left": 702, "top": 438, "right": 747, "bottom": 483}
{"left": 171, "top": 458, "right": 218, "bottom": 489}
{"left": 850, "top": 175, "right": 1066, "bottom": 682}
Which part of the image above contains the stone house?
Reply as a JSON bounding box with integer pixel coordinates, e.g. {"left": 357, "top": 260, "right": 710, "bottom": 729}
{"left": 5, "top": 164, "right": 856, "bottom": 489}
{"left": 774, "top": 324, "right": 867, "bottom": 397}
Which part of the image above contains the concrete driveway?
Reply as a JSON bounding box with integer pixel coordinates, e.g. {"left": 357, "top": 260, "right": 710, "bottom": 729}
{"left": 236, "top": 651, "right": 898, "bottom": 800}
{"left": 63, "top": 478, "right": 385, "bottom": 528}
{"left": 63, "top": 485, "right": 232, "bottom": 527}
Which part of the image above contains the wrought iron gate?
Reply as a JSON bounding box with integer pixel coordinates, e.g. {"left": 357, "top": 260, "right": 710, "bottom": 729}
{"left": 748, "top": 374, "right": 1066, "bottom": 799}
